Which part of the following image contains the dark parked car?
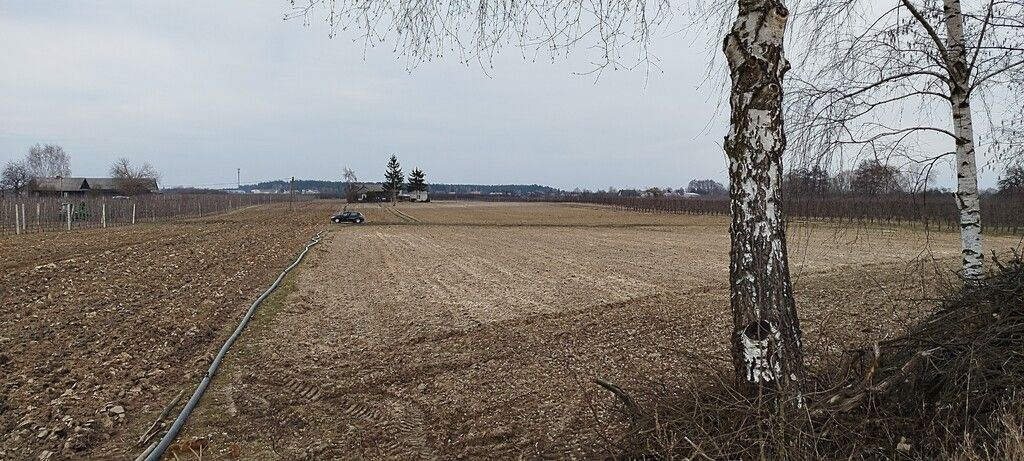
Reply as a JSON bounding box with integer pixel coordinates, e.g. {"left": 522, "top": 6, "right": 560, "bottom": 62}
{"left": 331, "top": 211, "right": 365, "bottom": 224}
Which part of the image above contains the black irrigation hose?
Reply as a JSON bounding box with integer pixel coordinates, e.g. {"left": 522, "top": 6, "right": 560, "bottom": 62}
{"left": 140, "top": 230, "right": 326, "bottom": 461}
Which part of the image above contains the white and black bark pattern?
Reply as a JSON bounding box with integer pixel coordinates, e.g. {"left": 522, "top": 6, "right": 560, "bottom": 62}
{"left": 723, "top": 0, "right": 804, "bottom": 400}
{"left": 944, "top": 0, "right": 984, "bottom": 281}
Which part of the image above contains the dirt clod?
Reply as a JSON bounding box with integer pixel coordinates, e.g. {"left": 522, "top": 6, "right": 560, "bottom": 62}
{"left": 0, "top": 203, "right": 334, "bottom": 459}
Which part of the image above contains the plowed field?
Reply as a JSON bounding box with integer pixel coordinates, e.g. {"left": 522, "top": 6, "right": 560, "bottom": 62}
{"left": 0, "top": 202, "right": 342, "bottom": 460}
{"left": 166, "top": 202, "right": 1020, "bottom": 460}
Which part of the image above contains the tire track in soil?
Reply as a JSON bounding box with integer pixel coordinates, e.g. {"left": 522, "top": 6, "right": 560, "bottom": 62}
{"left": 373, "top": 231, "right": 405, "bottom": 283}
{"left": 283, "top": 378, "right": 324, "bottom": 401}
{"left": 391, "top": 207, "right": 420, "bottom": 223}
{"left": 379, "top": 204, "right": 418, "bottom": 223}
{"left": 277, "top": 374, "right": 434, "bottom": 460}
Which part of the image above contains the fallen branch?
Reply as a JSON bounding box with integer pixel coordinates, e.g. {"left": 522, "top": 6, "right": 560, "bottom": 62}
{"left": 136, "top": 390, "right": 185, "bottom": 448}
{"left": 593, "top": 378, "right": 644, "bottom": 426}
{"left": 816, "top": 347, "right": 939, "bottom": 415}
{"left": 132, "top": 441, "right": 158, "bottom": 461}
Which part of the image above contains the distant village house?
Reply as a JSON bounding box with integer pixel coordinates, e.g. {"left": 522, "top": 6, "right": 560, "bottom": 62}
{"left": 28, "top": 177, "right": 159, "bottom": 197}
{"left": 399, "top": 190, "right": 430, "bottom": 202}
{"left": 355, "top": 183, "right": 385, "bottom": 202}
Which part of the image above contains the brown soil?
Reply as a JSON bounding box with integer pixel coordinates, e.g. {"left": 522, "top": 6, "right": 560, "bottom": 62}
{"left": 0, "top": 202, "right": 344, "bottom": 460}
{"left": 172, "top": 202, "right": 1022, "bottom": 460}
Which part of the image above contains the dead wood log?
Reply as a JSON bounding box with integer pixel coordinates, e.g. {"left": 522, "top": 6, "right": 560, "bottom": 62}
{"left": 813, "top": 347, "right": 940, "bottom": 416}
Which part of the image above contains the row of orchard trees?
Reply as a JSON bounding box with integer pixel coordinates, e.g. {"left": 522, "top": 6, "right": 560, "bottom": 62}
{"left": 288, "top": 0, "right": 1023, "bottom": 407}
{"left": 785, "top": 161, "right": 1024, "bottom": 197}
{"left": 588, "top": 161, "right": 1024, "bottom": 199}
{"left": 563, "top": 189, "right": 1024, "bottom": 233}
{"left": 0, "top": 193, "right": 292, "bottom": 235}
{"left": 563, "top": 161, "right": 1024, "bottom": 232}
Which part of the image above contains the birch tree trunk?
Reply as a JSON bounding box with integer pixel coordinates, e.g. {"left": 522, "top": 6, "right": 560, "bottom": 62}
{"left": 723, "top": 0, "right": 804, "bottom": 401}
{"left": 943, "top": 0, "right": 984, "bottom": 281}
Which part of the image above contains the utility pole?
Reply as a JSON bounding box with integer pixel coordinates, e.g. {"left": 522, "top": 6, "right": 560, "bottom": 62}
{"left": 237, "top": 168, "right": 240, "bottom": 190}
{"left": 290, "top": 176, "right": 295, "bottom": 211}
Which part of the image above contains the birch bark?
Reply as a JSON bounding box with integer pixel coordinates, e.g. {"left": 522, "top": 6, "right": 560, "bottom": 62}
{"left": 943, "top": 0, "right": 984, "bottom": 281}
{"left": 723, "top": 0, "right": 804, "bottom": 400}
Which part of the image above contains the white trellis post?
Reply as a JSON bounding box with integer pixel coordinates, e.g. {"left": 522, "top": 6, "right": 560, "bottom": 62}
{"left": 132, "top": 203, "right": 137, "bottom": 225}
{"left": 67, "top": 204, "right": 72, "bottom": 231}
{"left": 102, "top": 203, "right": 107, "bottom": 228}
{"left": 14, "top": 204, "right": 20, "bottom": 235}
{"left": 36, "top": 203, "right": 40, "bottom": 228}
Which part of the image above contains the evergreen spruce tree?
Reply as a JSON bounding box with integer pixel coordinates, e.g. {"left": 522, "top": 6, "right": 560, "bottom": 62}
{"left": 383, "top": 154, "right": 404, "bottom": 203}
{"left": 408, "top": 168, "right": 427, "bottom": 192}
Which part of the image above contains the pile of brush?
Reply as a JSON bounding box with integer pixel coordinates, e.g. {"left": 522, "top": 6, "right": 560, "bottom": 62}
{"left": 611, "top": 252, "right": 1024, "bottom": 460}
{"left": 820, "top": 251, "right": 1024, "bottom": 458}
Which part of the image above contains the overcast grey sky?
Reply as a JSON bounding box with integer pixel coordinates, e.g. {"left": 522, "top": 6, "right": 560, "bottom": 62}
{"left": 0, "top": 2, "right": 1002, "bottom": 190}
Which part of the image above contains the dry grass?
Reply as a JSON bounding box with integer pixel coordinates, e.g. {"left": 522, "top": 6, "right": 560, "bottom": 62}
{"left": 615, "top": 253, "right": 1024, "bottom": 460}
{"left": 949, "top": 399, "right": 1024, "bottom": 461}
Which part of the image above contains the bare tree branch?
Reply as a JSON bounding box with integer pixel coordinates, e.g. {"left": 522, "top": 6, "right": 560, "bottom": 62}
{"left": 899, "top": 0, "right": 951, "bottom": 65}
{"left": 287, "top": 0, "right": 671, "bottom": 72}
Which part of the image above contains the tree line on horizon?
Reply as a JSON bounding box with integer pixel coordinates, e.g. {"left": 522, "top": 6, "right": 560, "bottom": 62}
{"left": 239, "top": 157, "right": 1024, "bottom": 200}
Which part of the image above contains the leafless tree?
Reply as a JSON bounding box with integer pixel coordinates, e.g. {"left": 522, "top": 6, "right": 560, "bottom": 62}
{"left": 1, "top": 160, "right": 31, "bottom": 196}
{"left": 850, "top": 159, "right": 908, "bottom": 195}
{"left": 25, "top": 144, "right": 71, "bottom": 178}
{"left": 291, "top": 0, "right": 804, "bottom": 402}
{"left": 687, "top": 178, "right": 727, "bottom": 196}
{"left": 644, "top": 186, "right": 665, "bottom": 197}
{"left": 288, "top": 0, "right": 669, "bottom": 74}
{"left": 787, "top": 0, "right": 1024, "bottom": 281}
{"left": 997, "top": 162, "right": 1024, "bottom": 195}
{"left": 783, "top": 165, "right": 830, "bottom": 196}
{"left": 343, "top": 166, "right": 359, "bottom": 202}
{"left": 109, "top": 157, "right": 160, "bottom": 195}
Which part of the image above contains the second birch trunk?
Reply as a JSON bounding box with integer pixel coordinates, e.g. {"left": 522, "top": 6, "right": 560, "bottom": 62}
{"left": 943, "top": 0, "right": 984, "bottom": 281}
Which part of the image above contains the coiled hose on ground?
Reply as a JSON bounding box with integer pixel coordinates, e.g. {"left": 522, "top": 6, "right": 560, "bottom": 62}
{"left": 138, "top": 230, "right": 326, "bottom": 461}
